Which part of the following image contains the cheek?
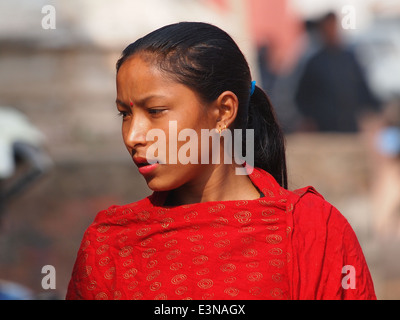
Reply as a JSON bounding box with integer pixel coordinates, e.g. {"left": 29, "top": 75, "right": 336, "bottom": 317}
{"left": 168, "top": 107, "right": 213, "bottom": 165}
{"left": 121, "top": 122, "right": 130, "bottom": 146}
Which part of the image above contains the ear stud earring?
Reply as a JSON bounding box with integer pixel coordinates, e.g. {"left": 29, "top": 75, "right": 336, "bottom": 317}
{"left": 218, "top": 123, "right": 227, "bottom": 134}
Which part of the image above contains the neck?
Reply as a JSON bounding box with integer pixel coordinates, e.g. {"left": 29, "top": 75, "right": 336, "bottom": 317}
{"left": 165, "top": 164, "right": 261, "bottom": 206}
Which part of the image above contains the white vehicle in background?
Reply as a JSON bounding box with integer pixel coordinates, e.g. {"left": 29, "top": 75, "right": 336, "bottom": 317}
{"left": 0, "top": 106, "right": 52, "bottom": 217}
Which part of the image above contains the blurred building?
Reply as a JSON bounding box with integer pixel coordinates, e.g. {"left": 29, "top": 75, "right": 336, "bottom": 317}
{"left": 0, "top": 0, "right": 399, "bottom": 299}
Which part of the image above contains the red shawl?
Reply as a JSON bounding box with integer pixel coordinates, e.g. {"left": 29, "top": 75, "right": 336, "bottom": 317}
{"left": 66, "top": 167, "right": 376, "bottom": 300}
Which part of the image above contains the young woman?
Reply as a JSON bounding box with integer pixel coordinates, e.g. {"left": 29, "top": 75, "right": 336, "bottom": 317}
{"left": 66, "top": 22, "right": 376, "bottom": 300}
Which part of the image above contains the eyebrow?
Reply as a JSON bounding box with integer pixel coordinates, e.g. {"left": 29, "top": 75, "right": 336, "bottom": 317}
{"left": 115, "top": 95, "right": 167, "bottom": 108}
{"left": 115, "top": 99, "right": 130, "bottom": 109}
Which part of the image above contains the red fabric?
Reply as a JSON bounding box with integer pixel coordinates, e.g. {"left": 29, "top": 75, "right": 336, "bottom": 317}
{"left": 66, "top": 168, "right": 376, "bottom": 300}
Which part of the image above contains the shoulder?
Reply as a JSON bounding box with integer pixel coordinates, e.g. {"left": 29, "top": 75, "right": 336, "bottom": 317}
{"left": 305, "top": 49, "right": 328, "bottom": 67}
{"left": 285, "top": 186, "right": 376, "bottom": 299}
{"left": 286, "top": 185, "right": 365, "bottom": 263}
{"left": 76, "top": 195, "right": 155, "bottom": 248}
{"left": 66, "top": 195, "right": 155, "bottom": 299}
{"left": 91, "top": 195, "right": 153, "bottom": 225}
{"left": 287, "top": 186, "right": 350, "bottom": 235}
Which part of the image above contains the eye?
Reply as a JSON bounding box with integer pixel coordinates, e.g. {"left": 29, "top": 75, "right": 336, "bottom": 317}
{"left": 117, "top": 111, "right": 129, "bottom": 119}
{"left": 148, "top": 108, "right": 166, "bottom": 116}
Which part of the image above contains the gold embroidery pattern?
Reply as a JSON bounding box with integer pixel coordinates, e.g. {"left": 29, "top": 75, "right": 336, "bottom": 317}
{"left": 175, "top": 286, "right": 187, "bottom": 295}
{"left": 171, "top": 274, "right": 187, "bottom": 285}
{"left": 197, "top": 279, "right": 213, "bottom": 289}
{"left": 224, "top": 287, "right": 239, "bottom": 297}
{"left": 74, "top": 169, "right": 291, "bottom": 300}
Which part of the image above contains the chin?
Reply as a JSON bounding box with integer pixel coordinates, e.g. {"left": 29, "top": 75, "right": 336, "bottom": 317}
{"left": 142, "top": 164, "right": 197, "bottom": 192}
{"left": 144, "top": 175, "right": 180, "bottom": 192}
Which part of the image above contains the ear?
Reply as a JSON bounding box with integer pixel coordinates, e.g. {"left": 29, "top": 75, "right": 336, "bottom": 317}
{"left": 213, "top": 91, "right": 239, "bottom": 129}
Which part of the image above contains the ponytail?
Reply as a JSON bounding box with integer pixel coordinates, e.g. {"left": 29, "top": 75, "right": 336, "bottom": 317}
{"left": 247, "top": 85, "right": 288, "bottom": 189}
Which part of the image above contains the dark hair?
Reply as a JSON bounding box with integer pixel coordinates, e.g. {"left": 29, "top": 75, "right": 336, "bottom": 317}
{"left": 116, "top": 22, "right": 287, "bottom": 189}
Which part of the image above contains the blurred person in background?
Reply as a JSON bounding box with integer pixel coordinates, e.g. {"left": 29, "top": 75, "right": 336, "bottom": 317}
{"left": 66, "top": 22, "right": 375, "bottom": 300}
{"left": 295, "top": 12, "right": 381, "bottom": 132}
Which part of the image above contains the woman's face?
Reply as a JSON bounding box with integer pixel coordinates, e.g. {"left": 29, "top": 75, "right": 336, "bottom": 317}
{"left": 116, "top": 54, "right": 218, "bottom": 191}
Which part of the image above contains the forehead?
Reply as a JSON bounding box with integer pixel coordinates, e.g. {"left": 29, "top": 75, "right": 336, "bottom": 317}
{"left": 116, "top": 54, "right": 206, "bottom": 107}
{"left": 117, "top": 55, "right": 159, "bottom": 84}
{"left": 116, "top": 55, "right": 172, "bottom": 97}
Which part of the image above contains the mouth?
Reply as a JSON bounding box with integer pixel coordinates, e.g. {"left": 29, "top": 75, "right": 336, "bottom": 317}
{"left": 133, "top": 157, "right": 158, "bottom": 166}
{"left": 136, "top": 161, "right": 151, "bottom": 168}
{"left": 133, "top": 157, "right": 160, "bottom": 175}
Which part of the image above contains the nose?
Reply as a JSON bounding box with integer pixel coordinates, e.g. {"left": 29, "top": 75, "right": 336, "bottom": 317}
{"left": 123, "top": 115, "right": 148, "bottom": 153}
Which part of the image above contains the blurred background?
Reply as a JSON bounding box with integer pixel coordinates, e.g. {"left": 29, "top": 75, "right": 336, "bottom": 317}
{"left": 0, "top": 0, "right": 399, "bottom": 299}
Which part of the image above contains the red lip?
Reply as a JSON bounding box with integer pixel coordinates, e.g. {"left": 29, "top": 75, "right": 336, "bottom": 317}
{"left": 133, "top": 157, "right": 159, "bottom": 175}
{"left": 138, "top": 163, "right": 159, "bottom": 175}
